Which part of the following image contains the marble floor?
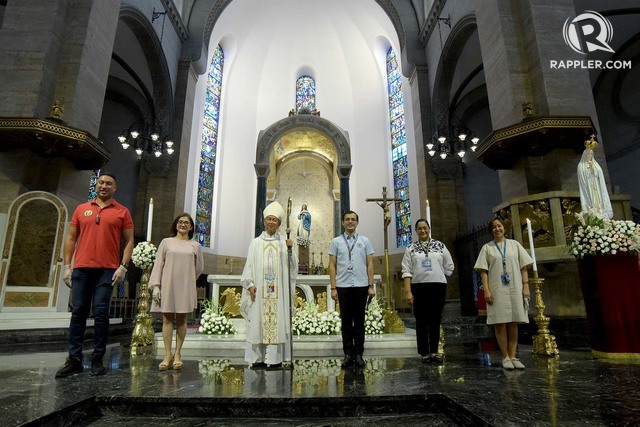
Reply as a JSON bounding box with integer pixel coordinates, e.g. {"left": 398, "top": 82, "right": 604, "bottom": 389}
{"left": 2, "top": 330, "right": 640, "bottom": 426}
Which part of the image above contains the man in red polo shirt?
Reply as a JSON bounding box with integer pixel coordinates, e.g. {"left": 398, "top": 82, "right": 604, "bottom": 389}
{"left": 56, "top": 172, "right": 134, "bottom": 378}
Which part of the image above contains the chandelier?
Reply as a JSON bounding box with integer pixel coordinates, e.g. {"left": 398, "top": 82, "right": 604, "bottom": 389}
{"left": 118, "top": 122, "right": 174, "bottom": 157}
{"left": 427, "top": 126, "right": 480, "bottom": 160}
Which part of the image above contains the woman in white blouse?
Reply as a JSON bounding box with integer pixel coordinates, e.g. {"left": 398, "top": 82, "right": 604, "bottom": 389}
{"left": 402, "top": 219, "right": 454, "bottom": 363}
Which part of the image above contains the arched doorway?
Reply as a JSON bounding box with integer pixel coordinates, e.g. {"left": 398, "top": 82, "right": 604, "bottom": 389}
{"left": 254, "top": 114, "right": 352, "bottom": 246}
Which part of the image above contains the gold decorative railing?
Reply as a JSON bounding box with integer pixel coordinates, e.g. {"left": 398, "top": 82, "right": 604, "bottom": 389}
{"left": 493, "top": 191, "right": 632, "bottom": 263}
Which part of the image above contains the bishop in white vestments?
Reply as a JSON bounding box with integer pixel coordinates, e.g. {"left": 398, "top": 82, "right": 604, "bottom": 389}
{"left": 241, "top": 201, "right": 298, "bottom": 369}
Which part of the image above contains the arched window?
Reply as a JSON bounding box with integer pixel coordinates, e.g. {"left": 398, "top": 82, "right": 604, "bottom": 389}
{"left": 386, "top": 47, "right": 411, "bottom": 247}
{"left": 195, "top": 45, "right": 224, "bottom": 247}
{"left": 295, "top": 76, "right": 316, "bottom": 112}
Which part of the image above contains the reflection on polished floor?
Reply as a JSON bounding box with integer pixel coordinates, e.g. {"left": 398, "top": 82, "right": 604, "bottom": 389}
{"left": 1, "top": 332, "right": 639, "bottom": 426}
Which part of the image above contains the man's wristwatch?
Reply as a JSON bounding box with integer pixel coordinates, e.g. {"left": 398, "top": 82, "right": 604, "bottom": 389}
{"left": 368, "top": 284, "right": 374, "bottom": 288}
{"left": 120, "top": 262, "right": 129, "bottom": 269}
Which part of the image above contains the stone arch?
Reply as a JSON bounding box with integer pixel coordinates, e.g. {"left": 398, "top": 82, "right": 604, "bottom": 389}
{"left": 1, "top": 192, "right": 67, "bottom": 310}
{"left": 118, "top": 5, "right": 174, "bottom": 176}
{"left": 253, "top": 115, "right": 352, "bottom": 236}
{"left": 432, "top": 14, "right": 478, "bottom": 129}
{"left": 119, "top": 6, "right": 174, "bottom": 131}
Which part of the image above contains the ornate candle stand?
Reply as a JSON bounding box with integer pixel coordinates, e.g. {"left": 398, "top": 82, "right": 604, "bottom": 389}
{"left": 131, "top": 269, "right": 156, "bottom": 355}
{"left": 318, "top": 252, "right": 325, "bottom": 275}
{"left": 310, "top": 252, "right": 316, "bottom": 275}
{"left": 531, "top": 271, "right": 559, "bottom": 356}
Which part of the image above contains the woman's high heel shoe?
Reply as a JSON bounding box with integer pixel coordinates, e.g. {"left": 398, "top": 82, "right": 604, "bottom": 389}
{"left": 159, "top": 355, "right": 173, "bottom": 371}
{"left": 172, "top": 354, "right": 183, "bottom": 370}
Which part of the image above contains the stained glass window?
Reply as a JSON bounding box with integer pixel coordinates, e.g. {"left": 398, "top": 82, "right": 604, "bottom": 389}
{"left": 195, "top": 45, "right": 224, "bottom": 247}
{"left": 295, "top": 76, "right": 316, "bottom": 112}
{"left": 87, "top": 169, "right": 99, "bottom": 201}
{"left": 386, "top": 47, "right": 411, "bottom": 247}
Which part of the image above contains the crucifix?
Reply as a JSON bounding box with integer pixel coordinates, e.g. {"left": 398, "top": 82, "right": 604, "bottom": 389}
{"left": 365, "top": 186, "right": 405, "bottom": 333}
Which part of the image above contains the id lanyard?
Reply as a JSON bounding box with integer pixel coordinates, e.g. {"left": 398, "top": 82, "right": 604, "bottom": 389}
{"left": 494, "top": 240, "right": 508, "bottom": 276}
{"left": 419, "top": 239, "right": 431, "bottom": 256}
{"left": 342, "top": 233, "right": 358, "bottom": 268}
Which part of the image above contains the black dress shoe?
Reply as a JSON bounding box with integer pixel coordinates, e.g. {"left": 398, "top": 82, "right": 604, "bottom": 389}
{"left": 421, "top": 355, "right": 431, "bottom": 364}
{"left": 341, "top": 355, "right": 354, "bottom": 368}
{"left": 431, "top": 354, "right": 443, "bottom": 364}
{"left": 55, "top": 357, "right": 83, "bottom": 378}
{"left": 90, "top": 358, "right": 106, "bottom": 376}
{"left": 354, "top": 355, "right": 365, "bottom": 368}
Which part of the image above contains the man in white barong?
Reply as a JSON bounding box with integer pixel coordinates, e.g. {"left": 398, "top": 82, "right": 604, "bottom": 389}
{"left": 241, "top": 201, "right": 298, "bottom": 369}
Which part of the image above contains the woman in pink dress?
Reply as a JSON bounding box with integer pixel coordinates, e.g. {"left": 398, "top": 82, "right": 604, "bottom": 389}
{"left": 150, "top": 213, "right": 204, "bottom": 371}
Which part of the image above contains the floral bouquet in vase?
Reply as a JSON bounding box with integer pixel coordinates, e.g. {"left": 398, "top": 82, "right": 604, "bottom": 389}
{"left": 569, "top": 211, "right": 640, "bottom": 259}
{"left": 365, "top": 296, "right": 385, "bottom": 335}
{"left": 131, "top": 241, "right": 157, "bottom": 270}
{"left": 292, "top": 301, "right": 341, "bottom": 335}
{"left": 198, "top": 299, "right": 237, "bottom": 335}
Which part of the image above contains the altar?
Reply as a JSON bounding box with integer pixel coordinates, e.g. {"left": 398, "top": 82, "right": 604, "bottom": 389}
{"left": 167, "top": 274, "right": 416, "bottom": 357}
{"left": 205, "top": 274, "right": 367, "bottom": 313}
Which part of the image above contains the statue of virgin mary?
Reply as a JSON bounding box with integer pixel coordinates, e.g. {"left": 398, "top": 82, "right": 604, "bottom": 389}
{"left": 577, "top": 136, "right": 613, "bottom": 219}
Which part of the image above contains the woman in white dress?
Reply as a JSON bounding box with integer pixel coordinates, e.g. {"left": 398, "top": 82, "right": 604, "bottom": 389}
{"left": 474, "top": 218, "right": 533, "bottom": 370}
{"left": 150, "top": 213, "right": 204, "bottom": 371}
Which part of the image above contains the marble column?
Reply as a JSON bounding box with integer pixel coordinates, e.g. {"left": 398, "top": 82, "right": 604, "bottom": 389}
{"left": 475, "top": 0, "right": 608, "bottom": 200}
{"left": 254, "top": 167, "right": 269, "bottom": 237}
{"left": 407, "top": 65, "right": 431, "bottom": 218}
{"left": 140, "top": 60, "right": 200, "bottom": 246}
{"left": 0, "top": 0, "right": 120, "bottom": 208}
{"left": 337, "top": 166, "right": 351, "bottom": 222}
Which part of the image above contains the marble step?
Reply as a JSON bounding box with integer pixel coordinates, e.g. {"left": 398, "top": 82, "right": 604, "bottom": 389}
{"left": 0, "top": 312, "right": 122, "bottom": 330}
{"left": 166, "top": 327, "right": 419, "bottom": 358}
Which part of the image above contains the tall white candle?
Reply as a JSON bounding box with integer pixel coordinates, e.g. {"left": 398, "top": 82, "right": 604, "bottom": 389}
{"left": 526, "top": 218, "right": 538, "bottom": 271}
{"left": 146, "top": 198, "right": 154, "bottom": 242}
{"left": 425, "top": 199, "right": 431, "bottom": 228}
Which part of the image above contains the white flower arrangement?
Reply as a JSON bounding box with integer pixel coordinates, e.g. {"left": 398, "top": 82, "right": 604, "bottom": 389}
{"left": 292, "top": 301, "right": 341, "bottom": 335}
{"left": 198, "top": 359, "right": 231, "bottom": 383}
{"left": 197, "top": 299, "right": 237, "bottom": 335}
{"left": 131, "top": 241, "right": 157, "bottom": 270}
{"left": 570, "top": 211, "right": 640, "bottom": 259}
{"left": 296, "top": 236, "right": 311, "bottom": 248}
{"left": 291, "top": 296, "right": 385, "bottom": 335}
{"left": 365, "top": 296, "right": 385, "bottom": 335}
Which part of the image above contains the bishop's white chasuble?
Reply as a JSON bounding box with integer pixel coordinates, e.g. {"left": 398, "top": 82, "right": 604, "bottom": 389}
{"left": 241, "top": 231, "right": 297, "bottom": 364}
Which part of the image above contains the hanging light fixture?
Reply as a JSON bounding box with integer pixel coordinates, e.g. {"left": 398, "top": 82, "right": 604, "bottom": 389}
{"left": 118, "top": 122, "right": 174, "bottom": 158}
{"left": 428, "top": 125, "right": 480, "bottom": 160}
